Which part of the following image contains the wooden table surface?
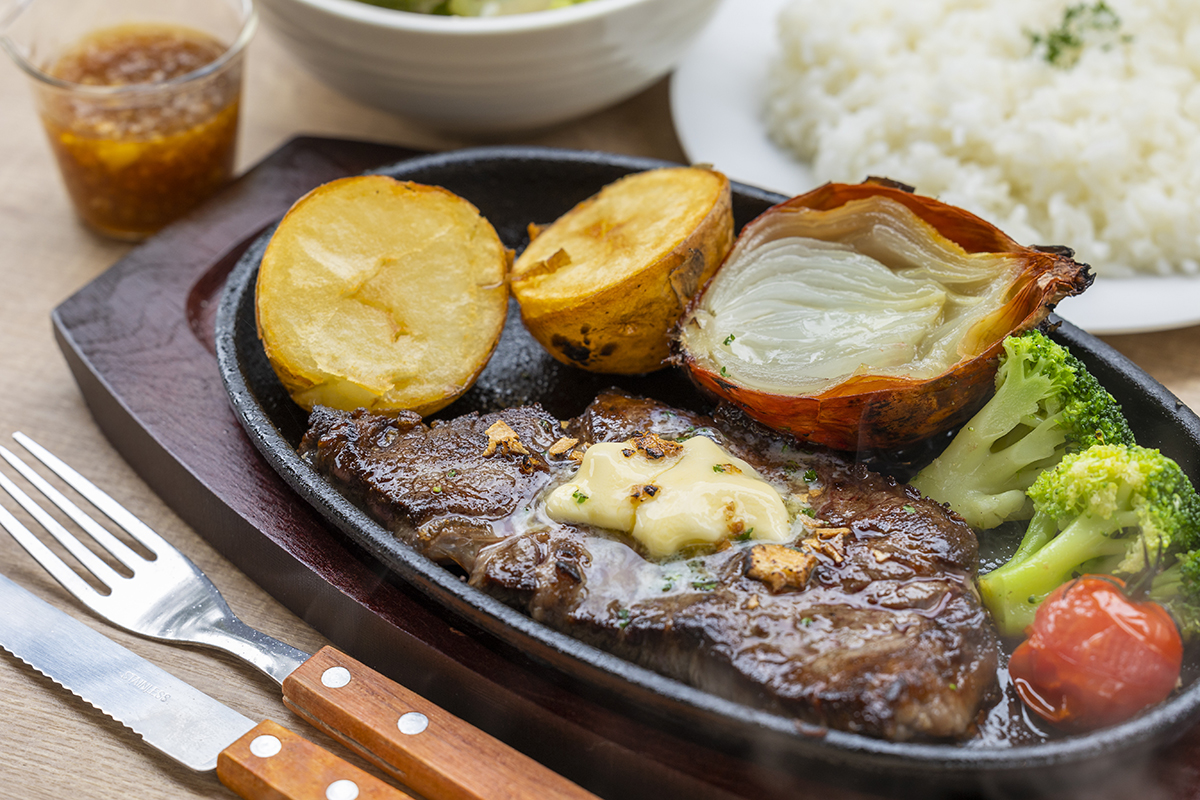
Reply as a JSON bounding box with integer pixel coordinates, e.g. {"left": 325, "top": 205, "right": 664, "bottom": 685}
{"left": 3, "top": 13, "right": 1200, "bottom": 800}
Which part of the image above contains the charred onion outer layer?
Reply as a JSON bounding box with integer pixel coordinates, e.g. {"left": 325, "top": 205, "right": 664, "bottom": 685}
{"left": 673, "top": 179, "right": 1094, "bottom": 451}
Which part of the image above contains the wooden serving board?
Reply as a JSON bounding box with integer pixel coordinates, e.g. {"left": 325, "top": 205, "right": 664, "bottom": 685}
{"left": 50, "top": 136, "right": 1200, "bottom": 800}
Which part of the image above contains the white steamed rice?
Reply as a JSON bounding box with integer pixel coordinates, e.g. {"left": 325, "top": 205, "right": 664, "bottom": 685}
{"left": 765, "top": 0, "right": 1200, "bottom": 277}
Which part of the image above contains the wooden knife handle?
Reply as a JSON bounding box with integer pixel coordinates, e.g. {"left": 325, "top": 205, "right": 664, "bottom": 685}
{"left": 282, "top": 646, "right": 599, "bottom": 800}
{"left": 217, "top": 719, "right": 414, "bottom": 800}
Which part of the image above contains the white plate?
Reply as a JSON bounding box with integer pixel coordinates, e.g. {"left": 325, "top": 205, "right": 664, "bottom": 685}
{"left": 669, "top": 0, "right": 1200, "bottom": 336}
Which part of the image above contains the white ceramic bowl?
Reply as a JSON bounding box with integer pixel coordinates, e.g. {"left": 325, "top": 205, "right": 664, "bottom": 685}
{"left": 255, "top": 0, "right": 722, "bottom": 133}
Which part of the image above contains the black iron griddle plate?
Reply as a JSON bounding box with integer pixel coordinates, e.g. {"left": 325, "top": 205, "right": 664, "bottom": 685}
{"left": 214, "top": 146, "right": 1200, "bottom": 794}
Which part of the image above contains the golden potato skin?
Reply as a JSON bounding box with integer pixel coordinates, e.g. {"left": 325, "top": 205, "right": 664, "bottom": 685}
{"left": 511, "top": 167, "right": 733, "bottom": 374}
{"left": 255, "top": 175, "right": 510, "bottom": 416}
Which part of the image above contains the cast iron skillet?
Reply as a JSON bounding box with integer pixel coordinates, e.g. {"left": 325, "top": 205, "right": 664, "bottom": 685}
{"left": 214, "top": 146, "right": 1200, "bottom": 795}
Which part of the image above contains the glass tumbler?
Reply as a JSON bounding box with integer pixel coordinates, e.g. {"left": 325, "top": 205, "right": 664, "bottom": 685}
{"left": 1, "top": 0, "right": 257, "bottom": 240}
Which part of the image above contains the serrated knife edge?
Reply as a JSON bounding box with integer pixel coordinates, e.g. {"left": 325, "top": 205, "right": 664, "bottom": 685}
{"left": 0, "top": 573, "right": 256, "bottom": 772}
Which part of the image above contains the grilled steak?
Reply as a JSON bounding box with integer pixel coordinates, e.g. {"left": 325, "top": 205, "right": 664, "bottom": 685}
{"left": 299, "top": 390, "right": 1000, "bottom": 741}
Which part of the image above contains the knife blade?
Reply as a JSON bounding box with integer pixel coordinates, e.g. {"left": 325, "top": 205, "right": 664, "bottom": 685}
{"left": 0, "top": 571, "right": 412, "bottom": 800}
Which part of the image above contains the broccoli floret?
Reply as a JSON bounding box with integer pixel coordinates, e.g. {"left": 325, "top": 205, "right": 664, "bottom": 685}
{"left": 1149, "top": 549, "right": 1200, "bottom": 640}
{"left": 909, "top": 329, "right": 1134, "bottom": 529}
{"left": 979, "top": 443, "right": 1200, "bottom": 637}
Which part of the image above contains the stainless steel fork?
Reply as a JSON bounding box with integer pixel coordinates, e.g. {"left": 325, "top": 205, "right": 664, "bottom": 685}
{"left": 0, "top": 432, "right": 597, "bottom": 800}
{"left": 0, "top": 432, "right": 308, "bottom": 682}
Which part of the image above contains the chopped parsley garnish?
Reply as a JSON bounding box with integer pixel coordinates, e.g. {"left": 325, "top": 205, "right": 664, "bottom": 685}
{"left": 691, "top": 579, "right": 719, "bottom": 591}
{"left": 719, "top": 366, "right": 729, "bottom": 377}
{"left": 616, "top": 607, "right": 631, "bottom": 628}
{"left": 803, "top": 468, "right": 817, "bottom": 483}
{"left": 723, "top": 333, "right": 736, "bottom": 346}
{"left": 801, "top": 507, "right": 816, "bottom": 518}
{"left": 572, "top": 489, "right": 589, "bottom": 504}
{"left": 1028, "top": 1, "right": 1127, "bottom": 68}
{"left": 902, "top": 504, "right": 916, "bottom": 514}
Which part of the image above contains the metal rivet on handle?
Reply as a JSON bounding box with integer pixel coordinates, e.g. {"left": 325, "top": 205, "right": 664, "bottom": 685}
{"left": 398, "top": 711, "right": 429, "bottom": 735}
{"left": 326, "top": 779, "right": 360, "bottom": 800}
{"left": 250, "top": 735, "right": 283, "bottom": 758}
{"left": 322, "top": 666, "right": 352, "bottom": 688}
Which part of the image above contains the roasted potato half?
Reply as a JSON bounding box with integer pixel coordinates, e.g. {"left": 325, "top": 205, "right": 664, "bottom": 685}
{"left": 510, "top": 166, "right": 733, "bottom": 374}
{"left": 255, "top": 175, "right": 509, "bottom": 416}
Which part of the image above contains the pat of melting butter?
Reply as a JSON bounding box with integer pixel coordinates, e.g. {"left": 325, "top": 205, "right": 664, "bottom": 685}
{"left": 545, "top": 435, "right": 790, "bottom": 558}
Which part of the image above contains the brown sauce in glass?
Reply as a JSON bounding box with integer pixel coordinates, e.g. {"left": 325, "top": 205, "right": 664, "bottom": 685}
{"left": 39, "top": 24, "right": 240, "bottom": 240}
{"left": 49, "top": 26, "right": 225, "bottom": 86}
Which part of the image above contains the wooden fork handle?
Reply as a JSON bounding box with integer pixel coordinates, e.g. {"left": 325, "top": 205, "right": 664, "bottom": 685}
{"left": 282, "top": 646, "right": 599, "bottom": 800}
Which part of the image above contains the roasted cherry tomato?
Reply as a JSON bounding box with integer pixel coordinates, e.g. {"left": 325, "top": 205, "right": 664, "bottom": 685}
{"left": 1008, "top": 575, "right": 1182, "bottom": 731}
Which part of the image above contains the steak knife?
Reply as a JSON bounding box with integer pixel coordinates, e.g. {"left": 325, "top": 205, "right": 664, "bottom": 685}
{"left": 0, "top": 572, "right": 414, "bottom": 800}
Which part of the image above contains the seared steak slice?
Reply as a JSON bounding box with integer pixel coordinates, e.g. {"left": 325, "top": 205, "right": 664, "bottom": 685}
{"left": 301, "top": 404, "right": 569, "bottom": 568}
{"left": 299, "top": 391, "right": 999, "bottom": 741}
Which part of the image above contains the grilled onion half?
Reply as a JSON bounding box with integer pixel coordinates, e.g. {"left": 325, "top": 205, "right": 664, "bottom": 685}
{"left": 674, "top": 180, "right": 1093, "bottom": 451}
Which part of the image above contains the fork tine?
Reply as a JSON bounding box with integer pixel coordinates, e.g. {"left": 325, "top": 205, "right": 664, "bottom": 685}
{"left": 0, "top": 445, "right": 146, "bottom": 578}
{"left": 12, "top": 432, "right": 174, "bottom": 557}
{"left": 0, "top": 479, "right": 108, "bottom": 603}
{"left": 0, "top": 450, "right": 132, "bottom": 587}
